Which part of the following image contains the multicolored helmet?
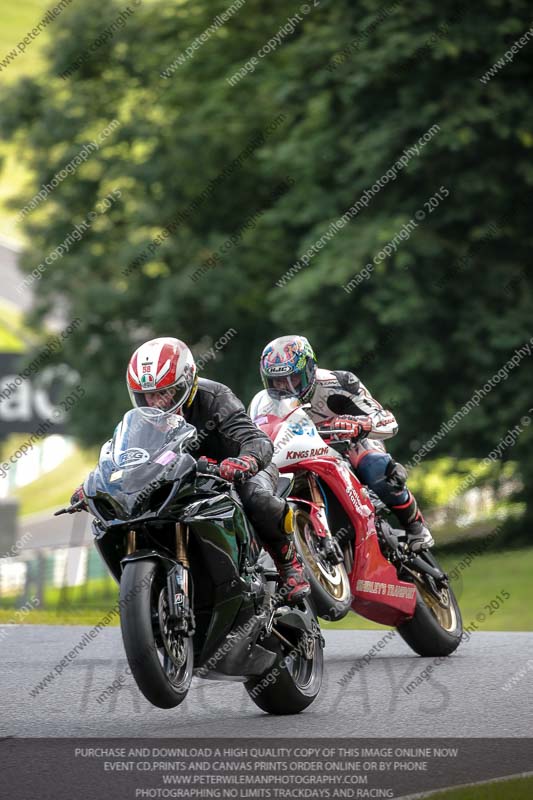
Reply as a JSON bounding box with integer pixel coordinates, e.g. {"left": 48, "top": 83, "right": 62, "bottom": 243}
{"left": 260, "top": 335, "right": 317, "bottom": 401}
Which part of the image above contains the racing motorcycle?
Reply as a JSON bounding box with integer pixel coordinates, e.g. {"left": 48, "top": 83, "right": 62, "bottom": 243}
{"left": 55, "top": 407, "right": 324, "bottom": 713}
{"left": 249, "top": 393, "right": 463, "bottom": 658}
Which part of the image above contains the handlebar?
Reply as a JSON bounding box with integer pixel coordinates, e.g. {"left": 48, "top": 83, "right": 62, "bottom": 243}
{"left": 316, "top": 427, "right": 366, "bottom": 457}
{"left": 54, "top": 457, "right": 247, "bottom": 516}
{"left": 53, "top": 500, "right": 86, "bottom": 516}
{"left": 196, "top": 459, "right": 247, "bottom": 485}
{"left": 196, "top": 459, "right": 223, "bottom": 478}
{"left": 316, "top": 427, "right": 366, "bottom": 442}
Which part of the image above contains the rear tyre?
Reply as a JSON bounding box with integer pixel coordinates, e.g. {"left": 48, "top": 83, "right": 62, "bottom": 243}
{"left": 397, "top": 560, "right": 463, "bottom": 657}
{"left": 120, "top": 559, "right": 193, "bottom": 708}
{"left": 245, "top": 623, "right": 323, "bottom": 715}
{"left": 294, "top": 508, "right": 351, "bottom": 621}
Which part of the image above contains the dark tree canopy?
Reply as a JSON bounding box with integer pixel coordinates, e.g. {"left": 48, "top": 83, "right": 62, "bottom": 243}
{"left": 2, "top": 0, "right": 532, "bottom": 524}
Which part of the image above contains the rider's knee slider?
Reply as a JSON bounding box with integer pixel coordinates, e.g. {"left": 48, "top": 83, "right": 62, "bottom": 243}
{"left": 385, "top": 459, "right": 408, "bottom": 490}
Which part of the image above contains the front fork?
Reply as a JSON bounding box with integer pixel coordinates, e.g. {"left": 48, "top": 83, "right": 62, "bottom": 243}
{"left": 303, "top": 475, "right": 344, "bottom": 566}
{"left": 166, "top": 523, "right": 195, "bottom": 636}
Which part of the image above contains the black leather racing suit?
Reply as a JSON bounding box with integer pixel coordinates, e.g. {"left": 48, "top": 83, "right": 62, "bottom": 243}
{"left": 183, "top": 378, "right": 286, "bottom": 544}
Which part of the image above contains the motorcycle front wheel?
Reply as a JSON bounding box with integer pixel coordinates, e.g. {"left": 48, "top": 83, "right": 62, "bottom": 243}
{"left": 294, "top": 508, "right": 351, "bottom": 621}
{"left": 120, "top": 559, "right": 194, "bottom": 708}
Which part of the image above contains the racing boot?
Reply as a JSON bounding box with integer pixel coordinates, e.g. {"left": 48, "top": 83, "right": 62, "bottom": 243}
{"left": 390, "top": 492, "right": 434, "bottom": 553}
{"left": 265, "top": 507, "right": 310, "bottom": 604}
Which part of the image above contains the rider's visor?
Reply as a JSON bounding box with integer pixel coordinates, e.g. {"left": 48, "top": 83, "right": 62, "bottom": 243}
{"left": 265, "top": 372, "right": 305, "bottom": 398}
{"left": 131, "top": 380, "right": 191, "bottom": 415}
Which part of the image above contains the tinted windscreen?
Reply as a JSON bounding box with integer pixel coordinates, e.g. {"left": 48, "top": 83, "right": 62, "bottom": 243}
{"left": 91, "top": 408, "right": 198, "bottom": 515}
{"left": 249, "top": 390, "right": 301, "bottom": 421}
{"left": 111, "top": 407, "right": 196, "bottom": 469}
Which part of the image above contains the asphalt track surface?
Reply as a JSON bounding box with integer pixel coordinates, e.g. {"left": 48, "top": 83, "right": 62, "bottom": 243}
{"left": 1, "top": 627, "right": 531, "bottom": 737}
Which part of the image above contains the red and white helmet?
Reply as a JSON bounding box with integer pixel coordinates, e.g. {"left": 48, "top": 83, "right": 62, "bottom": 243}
{"left": 127, "top": 337, "right": 198, "bottom": 415}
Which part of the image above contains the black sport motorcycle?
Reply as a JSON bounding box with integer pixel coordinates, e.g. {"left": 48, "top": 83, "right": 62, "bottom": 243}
{"left": 55, "top": 407, "right": 323, "bottom": 713}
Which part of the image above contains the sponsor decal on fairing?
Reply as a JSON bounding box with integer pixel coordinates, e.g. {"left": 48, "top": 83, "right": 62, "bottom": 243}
{"left": 356, "top": 579, "right": 416, "bottom": 599}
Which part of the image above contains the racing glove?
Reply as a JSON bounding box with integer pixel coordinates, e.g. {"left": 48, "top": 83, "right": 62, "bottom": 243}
{"left": 219, "top": 455, "right": 259, "bottom": 482}
{"left": 328, "top": 415, "right": 372, "bottom": 441}
{"left": 70, "top": 485, "right": 88, "bottom": 511}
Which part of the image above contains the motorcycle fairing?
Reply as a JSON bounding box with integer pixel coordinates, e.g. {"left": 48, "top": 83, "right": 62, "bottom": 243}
{"left": 291, "top": 456, "right": 416, "bottom": 625}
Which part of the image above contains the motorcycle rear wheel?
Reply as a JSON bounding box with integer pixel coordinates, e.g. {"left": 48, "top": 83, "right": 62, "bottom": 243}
{"left": 245, "top": 625, "right": 323, "bottom": 715}
{"left": 120, "top": 559, "right": 194, "bottom": 708}
{"left": 293, "top": 508, "right": 351, "bottom": 621}
{"left": 396, "top": 555, "right": 463, "bottom": 657}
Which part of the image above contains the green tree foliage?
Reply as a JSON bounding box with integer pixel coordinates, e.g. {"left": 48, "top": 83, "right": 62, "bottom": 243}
{"left": 1, "top": 0, "right": 533, "bottom": 527}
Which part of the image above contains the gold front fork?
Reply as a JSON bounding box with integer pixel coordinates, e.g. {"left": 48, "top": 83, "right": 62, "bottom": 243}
{"left": 308, "top": 474, "right": 324, "bottom": 507}
{"left": 307, "top": 474, "right": 332, "bottom": 536}
{"left": 176, "top": 522, "right": 189, "bottom": 568}
{"left": 127, "top": 530, "right": 137, "bottom": 554}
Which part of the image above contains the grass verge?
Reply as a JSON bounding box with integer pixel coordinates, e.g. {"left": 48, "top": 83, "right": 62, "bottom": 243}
{"left": 13, "top": 446, "right": 97, "bottom": 517}
{"left": 3, "top": 547, "right": 532, "bottom": 629}
{"left": 322, "top": 546, "right": 533, "bottom": 631}
{"left": 420, "top": 775, "right": 533, "bottom": 799}
{"left": 0, "top": 607, "right": 118, "bottom": 626}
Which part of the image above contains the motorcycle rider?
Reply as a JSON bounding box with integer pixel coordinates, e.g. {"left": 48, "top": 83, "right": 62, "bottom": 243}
{"left": 258, "top": 335, "right": 434, "bottom": 552}
{"left": 72, "top": 337, "right": 310, "bottom": 603}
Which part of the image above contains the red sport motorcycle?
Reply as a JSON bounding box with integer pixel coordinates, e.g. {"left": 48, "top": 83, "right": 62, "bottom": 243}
{"left": 249, "top": 392, "right": 462, "bottom": 657}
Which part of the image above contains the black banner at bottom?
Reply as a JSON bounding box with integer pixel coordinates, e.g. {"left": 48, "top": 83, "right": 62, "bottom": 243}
{"left": 3, "top": 738, "right": 533, "bottom": 799}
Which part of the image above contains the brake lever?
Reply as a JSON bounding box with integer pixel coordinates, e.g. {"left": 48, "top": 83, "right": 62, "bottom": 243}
{"left": 197, "top": 462, "right": 218, "bottom": 477}
{"left": 232, "top": 469, "right": 249, "bottom": 485}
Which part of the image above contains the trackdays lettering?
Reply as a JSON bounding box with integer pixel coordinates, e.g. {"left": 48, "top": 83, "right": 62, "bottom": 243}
{"left": 286, "top": 446, "right": 329, "bottom": 459}
{"left": 356, "top": 579, "right": 416, "bottom": 599}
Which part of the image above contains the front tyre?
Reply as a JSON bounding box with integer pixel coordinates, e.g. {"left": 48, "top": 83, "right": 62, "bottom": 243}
{"left": 294, "top": 509, "right": 351, "bottom": 622}
{"left": 397, "top": 559, "right": 463, "bottom": 657}
{"left": 120, "top": 559, "right": 193, "bottom": 709}
{"left": 245, "top": 625, "right": 323, "bottom": 715}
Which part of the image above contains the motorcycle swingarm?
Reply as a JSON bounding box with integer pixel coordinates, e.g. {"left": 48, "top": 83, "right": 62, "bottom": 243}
{"left": 408, "top": 554, "right": 446, "bottom": 582}
{"left": 201, "top": 611, "right": 278, "bottom": 678}
{"left": 213, "top": 639, "right": 278, "bottom": 678}
{"left": 274, "top": 602, "right": 324, "bottom": 643}
{"left": 378, "top": 524, "right": 447, "bottom": 583}
{"left": 273, "top": 607, "right": 325, "bottom": 660}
